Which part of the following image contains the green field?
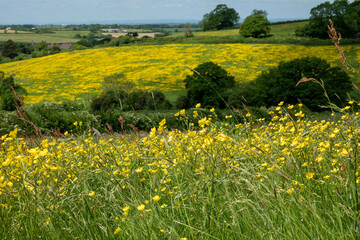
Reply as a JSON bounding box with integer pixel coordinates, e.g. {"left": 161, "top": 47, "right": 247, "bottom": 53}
{"left": 171, "top": 21, "right": 308, "bottom": 39}
{"left": 0, "top": 21, "right": 309, "bottom": 44}
{"left": 0, "top": 30, "right": 90, "bottom": 43}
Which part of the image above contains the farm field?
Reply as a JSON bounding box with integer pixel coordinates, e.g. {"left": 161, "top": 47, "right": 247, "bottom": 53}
{"left": 1, "top": 105, "right": 360, "bottom": 239}
{"left": 0, "top": 43, "right": 358, "bottom": 104}
{"left": 170, "top": 21, "right": 308, "bottom": 38}
{"left": 0, "top": 30, "right": 89, "bottom": 43}
{"left": 102, "top": 32, "right": 161, "bottom": 38}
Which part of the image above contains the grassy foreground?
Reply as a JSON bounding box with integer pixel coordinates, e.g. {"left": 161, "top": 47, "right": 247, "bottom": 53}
{"left": 1, "top": 102, "right": 360, "bottom": 239}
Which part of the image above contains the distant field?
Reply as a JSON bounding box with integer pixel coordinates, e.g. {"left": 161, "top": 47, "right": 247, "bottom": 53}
{"left": 0, "top": 30, "right": 32, "bottom": 34}
{"left": 189, "top": 21, "right": 308, "bottom": 38}
{"left": 0, "top": 43, "right": 357, "bottom": 104}
{"left": 102, "top": 32, "right": 161, "bottom": 38}
{"left": 0, "top": 30, "right": 89, "bottom": 43}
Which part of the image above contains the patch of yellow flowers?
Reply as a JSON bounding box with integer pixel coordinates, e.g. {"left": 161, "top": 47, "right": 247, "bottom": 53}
{"left": 0, "top": 43, "right": 356, "bottom": 104}
{"left": 1, "top": 101, "right": 360, "bottom": 235}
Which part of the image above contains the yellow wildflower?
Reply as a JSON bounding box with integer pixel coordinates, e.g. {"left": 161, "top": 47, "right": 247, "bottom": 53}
{"left": 137, "top": 204, "right": 145, "bottom": 211}
{"left": 152, "top": 195, "right": 161, "bottom": 202}
{"left": 306, "top": 172, "right": 314, "bottom": 179}
{"left": 114, "top": 227, "right": 121, "bottom": 234}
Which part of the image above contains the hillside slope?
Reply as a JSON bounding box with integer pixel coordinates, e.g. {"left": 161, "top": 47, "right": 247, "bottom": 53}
{"left": 0, "top": 43, "right": 357, "bottom": 104}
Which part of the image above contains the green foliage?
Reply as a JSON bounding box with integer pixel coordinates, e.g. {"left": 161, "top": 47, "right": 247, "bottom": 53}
{"left": 200, "top": 4, "right": 240, "bottom": 31}
{"left": 0, "top": 110, "right": 22, "bottom": 135}
{"left": 92, "top": 90, "right": 172, "bottom": 112}
{"left": 240, "top": 13, "right": 271, "bottom": 38}
{"left": 0, "top": 72, "right": 27, "bottom": 111}
{"left": 91, "top": 89, "right": 128, "bottom": 111}
{"left": 17, "top": 42, "right": 34, "bottom": 55}
{"left": 26, "top": 101, "right": 98, "bottom": 134}
{"left": 77, "top": 39, "right": 93, "bottom": 47}
{"left": 183, "top": 61, "right": 236, "bottom": 108}
{"left": 297, "top": 0, "right": 360, "bottom": 38}
{"left": 183, "top": 23, "right": 194, "bottom": 38}
{"left": 175, "top": 95, "right": 189, "bottom": 109}
{"left": 91, "top": 74, "right": 172, "bottom": 112}
{"left": 35, "top": 41, "right": 47, "bottom": 51}
{"left": 230, "top": 57, "right": 353, "bottom": 111}
{"left": 1, "top": 39, "right": 18, "bottom": 59}
{"left": 251, "top": 9, "right": 268, "bottom": 17}
{"left": 228, "top": 81, "right": 267, "bottom": 108}
{"left": 91, "top": 73, "right": 131, "bottom": 111}
{"left": 49, "top": 45, "right": 61, "bottom": 54}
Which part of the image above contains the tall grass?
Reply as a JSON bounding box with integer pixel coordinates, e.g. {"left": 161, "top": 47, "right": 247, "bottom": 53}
{"left": 1, "top": 104, "right": 360, "bottom": 239}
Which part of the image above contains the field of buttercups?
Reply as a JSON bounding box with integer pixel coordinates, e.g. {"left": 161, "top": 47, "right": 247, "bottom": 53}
{"left": 0, "top": 43, "right": 358, "bottom": 104}
{"left": 1, "top": 102, "right": 360, "bottom": 239}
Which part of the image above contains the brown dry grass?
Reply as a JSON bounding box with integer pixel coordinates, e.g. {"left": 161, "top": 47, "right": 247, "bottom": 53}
{"left": 0, "top": 30, "right": 33, "bottom": 34}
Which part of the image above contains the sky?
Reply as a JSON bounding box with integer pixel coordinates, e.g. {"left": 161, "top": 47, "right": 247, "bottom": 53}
{"left": 0, "top": 0, "right": 334, "bottom": 25}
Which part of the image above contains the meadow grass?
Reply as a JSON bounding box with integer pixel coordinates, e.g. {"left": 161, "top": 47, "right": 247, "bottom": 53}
{"left": 0, "top": 30, "right": 89, "bottom": 43}
{"left": 1, "top": 103, "right": 360, "bottom": 239}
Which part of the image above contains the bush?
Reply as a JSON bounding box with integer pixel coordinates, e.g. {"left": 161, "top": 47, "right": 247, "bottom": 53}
{"left": 26, "top": 101, "right": 99, "bottom": 134}
{"left": 91, "top": 75, "right": 172, "bottom": 112}
{"left": 0, "top": 72, "right": 27, "bottom": 111}
{"left": 227, "top": 81, "right": 267, "bottom": 109}
{"left": 175, "top": 95, "right": 189, "bottom": 109}
{"left": 91, "top": 89, "right": 128, "bottom": 111}
{"left": 240, "top": 14, "right": 271, "bottom": 38}
{"left": 183, "top": 61, "right": 236, "bottom": 108}
{"left": 231, "top": 57, "right": 353, "bottom": 111}
{"left": 1, "top": 40, "right": 18, "bottom": 59}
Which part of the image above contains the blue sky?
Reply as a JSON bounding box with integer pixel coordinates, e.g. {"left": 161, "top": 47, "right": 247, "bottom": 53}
{"left": 1, "top": 0, "right": 333, "bottom": 24}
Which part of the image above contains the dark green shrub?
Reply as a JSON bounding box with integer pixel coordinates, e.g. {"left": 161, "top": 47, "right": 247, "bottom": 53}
{"left": 91, "top": 73, "right": 172, "bottom": 112}
{"left": 183, "top": 61, "right": 236, "bottom": 108}
{"left": 0, "top": 72, "right": 27, "bottom": 111}
{"left": 122, "top": 90, "right": 172, "bottom": 111}
{"left": 60, "top": 99, "right": 87, "bottom": 112}
{"left": 144, "top": 90, "right": 172, "bottom": 110}
{"left": 125, "top": 90, "right": 148, "bottom": 110}
{"left": 1, "top": 40, "right": 18, "bottom": 59}
{"left": 175, "top": 95, "right": 189, "bottom": 109}
{"left": 91, "top": 89, "right": 128, "bottom": 111}
{"left": 227, "top": 82, "right": 266, "bottom": 109}
{"left": 0, "top": 110, "right": 24, "bottom": 135}
{"left": 77, "top": 39, "right": 93, "bottom": 47}
{"left": 235, "top": 57, "right": 352, "bottom": 111}
{"left": 118, "top": 36, "right": 132, "bottom": 44}
{"left": 26, "top": 101, "right": 99, "bottom": 134}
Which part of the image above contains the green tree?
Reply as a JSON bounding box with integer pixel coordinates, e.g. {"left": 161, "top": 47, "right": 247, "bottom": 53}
{"left": 251, "top": 9, "right": 268, "bottom": 17}
{"left": 35, "top": 40, "right": 48, "bottom": 51}
{"left": 183, "top": 23, "right": 194, "bottom": 38}
{"left": 200, "top": 4, "right": 240, "bottom": 31}
{"left": 240, "top": 12, "right": 271, "bottom": 38}
{"left": 231, "top": 57, "right": 352, "bottom": 111}
{"left": 1, "top": 39, "right": 18, "bottom": 59}
{"left": 183, "top": 61, "right": 236, "bottom": 108}
{"left": 0, "top": 71, "right": 27, "bottom": 111}
{"left": 296, "top": 0, "right": 360, "bottom": 38}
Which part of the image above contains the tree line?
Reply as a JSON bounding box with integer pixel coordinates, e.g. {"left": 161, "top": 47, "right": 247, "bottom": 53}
{"left": 200, "top": 1, "right": 360, "bottom": 39}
